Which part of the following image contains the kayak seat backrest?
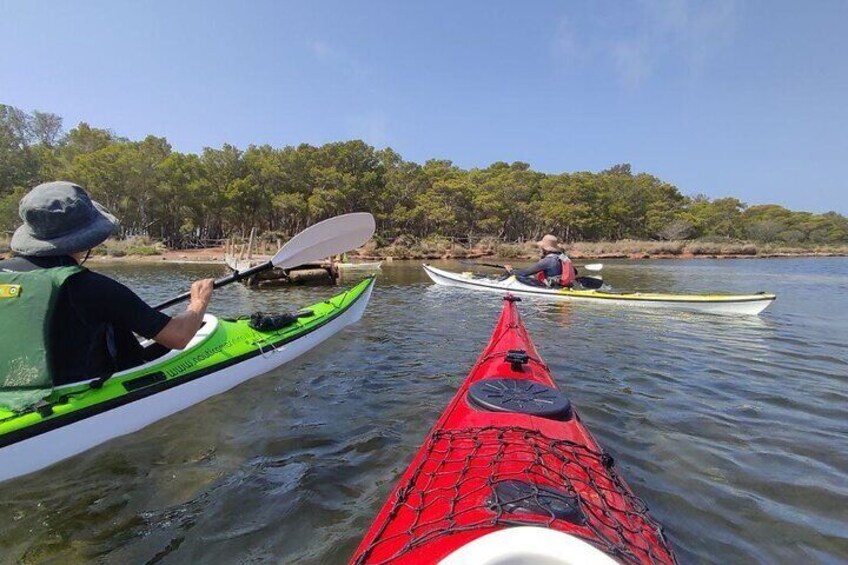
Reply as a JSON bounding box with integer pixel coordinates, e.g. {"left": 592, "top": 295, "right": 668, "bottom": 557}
{"left": 467, "top": 378, "right": 572, "bottom": 420}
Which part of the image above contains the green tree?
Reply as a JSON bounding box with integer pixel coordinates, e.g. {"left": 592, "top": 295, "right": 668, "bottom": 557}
{"left": 0, "top": 105, "right": 41, "bottom": 195}
{"left": 539, "top": 174, "right": 595, "bottom": 241}
{"left": 687, "top": 197, "right": 747, "bottom": 238}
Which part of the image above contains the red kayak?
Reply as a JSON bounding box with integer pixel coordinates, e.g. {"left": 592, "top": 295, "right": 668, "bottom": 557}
{"left": 351, "top": 295, "right": 676, "bottom": 565}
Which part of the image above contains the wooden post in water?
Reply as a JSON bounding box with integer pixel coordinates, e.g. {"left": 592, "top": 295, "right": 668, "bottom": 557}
{"left": 246, "top": 227, "right": 256, "bottom": 260}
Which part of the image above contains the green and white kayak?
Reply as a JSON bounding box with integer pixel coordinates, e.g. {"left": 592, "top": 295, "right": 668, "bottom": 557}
{"left": 0, "top": 276, "right": 375, "bottom": 483}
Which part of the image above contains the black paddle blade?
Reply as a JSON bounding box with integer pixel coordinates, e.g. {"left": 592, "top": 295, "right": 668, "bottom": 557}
{"left": 576, "top": 276, "right": 604, "bottom": 290}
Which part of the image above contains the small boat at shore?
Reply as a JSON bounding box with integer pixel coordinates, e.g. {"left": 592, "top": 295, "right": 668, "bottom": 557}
{"left": 423, "top": 264, "right": 775, "bottom": 316}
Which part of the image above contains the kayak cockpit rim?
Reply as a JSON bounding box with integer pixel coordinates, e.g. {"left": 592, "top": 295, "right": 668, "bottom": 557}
{"left": 52, "top": 314, "right": 221, "bottom": 391}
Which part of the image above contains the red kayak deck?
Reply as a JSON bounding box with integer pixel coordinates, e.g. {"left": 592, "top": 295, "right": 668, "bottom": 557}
{"left": 351, "top": 295, "right": 676, "bottom": 564}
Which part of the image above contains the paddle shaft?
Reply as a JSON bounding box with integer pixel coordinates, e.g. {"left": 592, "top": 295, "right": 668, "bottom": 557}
{"left": 154, "top": 260, "right": 272, "bottom": 310}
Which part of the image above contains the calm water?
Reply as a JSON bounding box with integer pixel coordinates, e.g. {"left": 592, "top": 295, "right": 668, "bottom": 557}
{"left": 1, "top": 258, "right": 846, "bottom": 564}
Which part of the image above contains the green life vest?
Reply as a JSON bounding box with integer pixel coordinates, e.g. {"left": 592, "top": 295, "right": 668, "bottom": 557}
{"left": 0, "top": 265, "right": 84, "bottom": 411}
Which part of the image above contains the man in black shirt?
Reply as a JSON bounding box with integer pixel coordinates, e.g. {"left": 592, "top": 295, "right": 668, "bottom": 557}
{"left": 0, "top": 181, "right": 214, "bottom": 386}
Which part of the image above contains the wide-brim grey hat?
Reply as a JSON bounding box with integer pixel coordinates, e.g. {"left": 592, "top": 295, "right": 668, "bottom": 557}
{"left": 10, "top": 181, "right": 119, "bottom": 257}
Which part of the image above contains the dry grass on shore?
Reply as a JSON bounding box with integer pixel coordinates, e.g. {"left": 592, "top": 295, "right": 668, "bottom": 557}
{"left": 566, "top": 239, "right": 848, "bottom": 258}
{"left": 0, "top": 235, "right": 168, "bottom": 261}
{"left": 357, "top": 237, "right": 848, "bottom": 260}
{"left": 94, "top": 236, "right": 166, "bottom": 257}
{"left": 2, "top": 233, "right": 846, "bottom": 263}
{"left": 568, "top": 239, "right": 758, "bottom": 257}
{"left": 363, "top": 236, "right": 537, "bottom": 260}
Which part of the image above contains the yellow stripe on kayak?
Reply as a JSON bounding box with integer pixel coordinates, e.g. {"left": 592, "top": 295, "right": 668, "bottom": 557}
{"left": 555, "top": 287, "right": 775, "bottom": 303}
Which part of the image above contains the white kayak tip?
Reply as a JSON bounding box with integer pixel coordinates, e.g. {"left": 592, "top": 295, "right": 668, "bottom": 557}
{"left": 438, "top": 526, "right": 618, "bottom": 565}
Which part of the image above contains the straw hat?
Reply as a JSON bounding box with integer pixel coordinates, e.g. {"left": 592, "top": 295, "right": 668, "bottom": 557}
{"left": 535, "top": 234, "right": 563, "bottom": 252}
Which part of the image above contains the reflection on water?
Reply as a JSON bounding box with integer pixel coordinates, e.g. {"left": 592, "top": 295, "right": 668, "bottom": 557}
{"left": 0, "top": 258, "right": 846, "bottom": 563}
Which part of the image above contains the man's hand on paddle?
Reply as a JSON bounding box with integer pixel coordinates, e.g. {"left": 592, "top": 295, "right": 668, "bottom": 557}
{"left": 155, "top": 278, "right": 214, "bottom": 350}
{"left": 190, "top": 278, "right": 214, "bottom": 310}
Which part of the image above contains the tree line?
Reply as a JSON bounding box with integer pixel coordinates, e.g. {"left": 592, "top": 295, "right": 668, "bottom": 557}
{"left": 2, "top": 104, "right": 846, "bottom": 248}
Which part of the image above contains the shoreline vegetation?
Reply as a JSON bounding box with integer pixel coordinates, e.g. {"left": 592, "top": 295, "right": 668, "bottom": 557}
{"left": 2, "top": 234, "right": 843, "bottom": 265}
{"left": 3, "top": 104, "right": 847, "bottom": 263}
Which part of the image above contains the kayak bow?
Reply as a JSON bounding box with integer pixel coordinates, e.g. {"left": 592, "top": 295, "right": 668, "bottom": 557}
{"left": 351, "top": 294, "right": 676, "bottom": 565}
{"left": 0, "top": 276, "right": 375, "bottom": 483}
{"left": 424, "top": 264, "right": 775, "bottom": 316}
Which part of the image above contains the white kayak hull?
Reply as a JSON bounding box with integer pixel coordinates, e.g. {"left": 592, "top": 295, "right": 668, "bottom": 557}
{"left": 423, "top": 264, "right": 774, "bottom": 316}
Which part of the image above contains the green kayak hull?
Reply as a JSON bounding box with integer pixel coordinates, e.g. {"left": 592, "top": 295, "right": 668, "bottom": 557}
{"left": 0, "top": 276, "right": 375, "bottom": 483}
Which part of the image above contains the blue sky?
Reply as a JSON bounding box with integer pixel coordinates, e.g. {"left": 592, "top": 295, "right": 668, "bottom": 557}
{"left": 2, "top": 0, "right": 846, "bottom": 213}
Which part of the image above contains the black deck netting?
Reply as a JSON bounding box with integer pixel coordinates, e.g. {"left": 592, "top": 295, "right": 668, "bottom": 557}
{"left": 354, "top": 426, "right": 676, "bottom": 564}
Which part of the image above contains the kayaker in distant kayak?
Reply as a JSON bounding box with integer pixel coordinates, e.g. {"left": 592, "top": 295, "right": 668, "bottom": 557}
{"left": 504, "top": 234, "right": 577, "bottom": 288}
{"left": 0, "top": 181, "right": 214, "bottom": 392}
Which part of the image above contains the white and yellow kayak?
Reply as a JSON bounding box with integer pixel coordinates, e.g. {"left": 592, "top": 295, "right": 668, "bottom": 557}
{"left": 423, "top": 264, "right": 775, "bottom": 316}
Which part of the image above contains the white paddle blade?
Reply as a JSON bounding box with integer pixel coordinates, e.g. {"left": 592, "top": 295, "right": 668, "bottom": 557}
{"left": 272, "top": 212, "right": 376, "bottom": 270}
{"left": 583, "top": 263, "right": 603, "bottom": 271}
